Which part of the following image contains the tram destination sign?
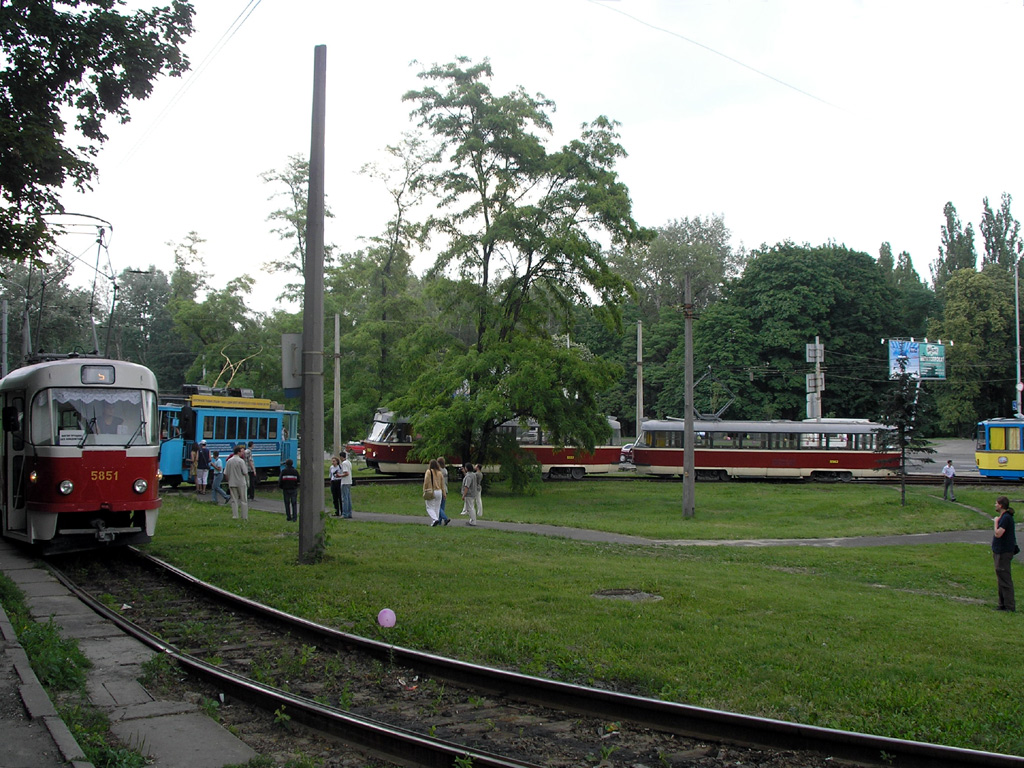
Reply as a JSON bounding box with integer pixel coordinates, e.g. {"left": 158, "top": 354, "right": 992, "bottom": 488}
{"left": 888, "top": 340, "right": 946, "bottom": 381}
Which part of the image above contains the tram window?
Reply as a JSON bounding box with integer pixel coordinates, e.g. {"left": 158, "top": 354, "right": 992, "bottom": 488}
{"left": 249, "top": 417, "right": 259, "bottom": 440}
{"left": 202, "top": 417, "right": 213, "bottom": 441}
{"left": 226, "top": 416, "right": 238, "bottom": 440}
{"left": 259, "top": 418, "right": 268, "bottom": 439}
{"left": 268, "top": 419, "right": 278, "bottom": 439}
{"left": 214, "top": 416, "right": 226, "bottom": 440}
{"left": 990, "top": 427, "right": 1006, "bottom": 451}
{"left": 1008, "top": 428, "right": 1023, "bottom": 451}
{"left": 5, "top": 395, "right": 25, "bottom": 450}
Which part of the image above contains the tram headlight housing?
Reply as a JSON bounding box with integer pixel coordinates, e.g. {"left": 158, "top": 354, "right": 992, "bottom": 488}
{"left": 58, "top": 479, "right": 74, "bottom": 495}
{"left": 133, "top": 478, "right": 148, "bottom": 494}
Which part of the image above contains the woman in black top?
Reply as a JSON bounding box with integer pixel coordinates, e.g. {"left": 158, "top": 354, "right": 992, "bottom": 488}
{"left": 992, "top": 496, "right": 1017, "bottom": 612}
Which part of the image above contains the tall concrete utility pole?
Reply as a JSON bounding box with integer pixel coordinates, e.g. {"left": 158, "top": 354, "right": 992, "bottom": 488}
{"left": 682, "top": 274, "right": 695, "bottom": 518}
{"left": 636, "top": 321, "right": 643, "bottom": 438}
{"left": 334, "top": 313, "right": 341, "bottom": 455}
{"left": 299, "top": 45, "right": 327, "bottom": 562}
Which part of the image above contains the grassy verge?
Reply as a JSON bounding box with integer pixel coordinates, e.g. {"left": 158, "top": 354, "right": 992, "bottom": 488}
{"left": 0, "top": 573, "right": 148, "bottom": 768}
{"left": 148, "top": 482, "right": 1024, "bottom": 756}
{"left": 343, "top": 476, "right": 994, "bottom": 538}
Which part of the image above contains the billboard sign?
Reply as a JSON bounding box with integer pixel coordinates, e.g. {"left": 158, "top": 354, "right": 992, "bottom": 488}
{"left": 888, "top": 340, "right": 946, "bottom": 381}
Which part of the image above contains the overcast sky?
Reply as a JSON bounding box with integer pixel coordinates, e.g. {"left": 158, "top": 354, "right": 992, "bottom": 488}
{"left": 55, "top": 0, "right": 1024, "bottom": 314}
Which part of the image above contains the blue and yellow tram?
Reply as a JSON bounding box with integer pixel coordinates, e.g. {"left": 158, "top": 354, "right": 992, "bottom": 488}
{"left": 0, "top": 356, "right": 162, "bottom": 552}
{"left": 975, "top": 418, "right": 1024, "bottom": 480}
{"left": 158, "top": 390, "right": 298, "bottom": 487}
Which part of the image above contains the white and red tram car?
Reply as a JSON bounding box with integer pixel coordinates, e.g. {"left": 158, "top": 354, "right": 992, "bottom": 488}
{"left": 363, "top": 410, "right": 623, "bottom": 479}
{"left": 633, "top": 418, "right": 899, "bottom": 481}
{"left": 0, "top": 357, "right": 162, "bottom": 552}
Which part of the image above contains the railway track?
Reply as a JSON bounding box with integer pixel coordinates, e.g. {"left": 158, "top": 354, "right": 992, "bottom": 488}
{"left": 48, "top": 550, "right": 1023, "bottom": 768}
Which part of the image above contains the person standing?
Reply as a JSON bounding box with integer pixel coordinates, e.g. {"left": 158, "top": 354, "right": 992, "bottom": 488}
{"left": 339, "top": 450, "right": 353, "bottom": 518}
{"left": 992, "top": 496, "right": 1017, "bottom": 612}
{"left": 328, "top": 456, "right": 344, "bottom": 516}
{"left": 209, "top": 451, "right": 230, "bottom": 504}
{"left": 423, "top": 458, "right": 445, "bottom": 526}
{"left": 279, "top": 459, "right": 300, "bottom": 522}
{"left": 461, "top": 461, "right": 479, "bottom": 526}
{"left": 245, "top": 441, "right": 257, "bottom": 500}
{"left": 436, "top": 457, "right": 451, "bottom": 525}
{"left": 224, "top": 445, "right": 250, "bottom": 521}
{"left": 942, "top": 460, "right": 956, "bottom": 502}
{"left": 474, "top": 463, "right": 485, "bottom": 519}
{"left": 196, "top": 440, "right": 211, "bottom": 495}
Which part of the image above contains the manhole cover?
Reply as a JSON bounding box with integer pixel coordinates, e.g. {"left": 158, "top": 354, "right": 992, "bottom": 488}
{"left": 592, "top": 588, "right": 662, "bottom": 602}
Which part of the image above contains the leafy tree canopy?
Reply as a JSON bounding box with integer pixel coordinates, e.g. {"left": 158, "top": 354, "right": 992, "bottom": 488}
{"left": 0, "top": 0, "right": 195, "bottom": 262}
{"left": 393, "top": 58, "right": 651, "bottom": 465}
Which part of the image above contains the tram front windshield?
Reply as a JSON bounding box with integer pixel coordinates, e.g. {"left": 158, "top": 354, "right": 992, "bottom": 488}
{"left": 30, "top": 388, "right": 158, "bottom": 446}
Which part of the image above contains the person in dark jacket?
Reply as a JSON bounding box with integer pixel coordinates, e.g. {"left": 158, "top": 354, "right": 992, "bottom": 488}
{"left": 279, "top": 459, "right": 300, "bottom": 522}
{"left": 992, "top": 495, "right": 1017, "bottom": 612}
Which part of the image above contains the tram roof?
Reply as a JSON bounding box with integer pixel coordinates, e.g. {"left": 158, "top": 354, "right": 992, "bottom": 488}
{"left": 0, "top": 357, "right": 158, "bottom": 391}
{"left": 640, "top": 418, "right": 885, "bottom": 434}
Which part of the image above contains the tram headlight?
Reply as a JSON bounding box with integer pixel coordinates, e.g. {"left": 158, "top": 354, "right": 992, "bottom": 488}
{"left": 58, "top": 479, "right": 74, "bottom": 495}
{"left": 28, "top": 470, "right": 38, "bottom": 483}
{"left": 133, "top": 478, "right": 148, "bottom": 494}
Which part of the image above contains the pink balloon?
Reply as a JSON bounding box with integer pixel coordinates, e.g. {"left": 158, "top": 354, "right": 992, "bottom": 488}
{"left": 377, "top": 608, "right": 396, "bottom": 628}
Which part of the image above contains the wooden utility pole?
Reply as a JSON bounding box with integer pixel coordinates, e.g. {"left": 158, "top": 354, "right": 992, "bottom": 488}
{"left": 299, "top": 45, "right": 327, "bottom": 562}
{"left": 682, "top": 274, "right": 695, "bottom": 518}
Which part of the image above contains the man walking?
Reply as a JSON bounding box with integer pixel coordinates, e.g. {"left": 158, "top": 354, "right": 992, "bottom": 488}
{"left": 942, "top": 459, "right": 956, "bottom": 502}
{"left": 209, "top": 450, "right": 230, "bottom": 504}
{"left": 279, "top": 459, "right": 300, "bottom": 522}
{"left": 225, "top": 445, "right": 250, "bottom": 520}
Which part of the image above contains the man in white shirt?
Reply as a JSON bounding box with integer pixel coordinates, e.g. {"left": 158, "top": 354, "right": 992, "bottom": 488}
{"left": 942, "top": 459, "right": 956, "bottom": 502}
{"left": 340, "top": 450, "right": 353, "bottom": 518}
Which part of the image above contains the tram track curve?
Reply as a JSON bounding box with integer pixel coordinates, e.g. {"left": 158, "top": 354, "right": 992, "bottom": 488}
{"left": 48, "top": 549, "right": 1024, "bottom": 768}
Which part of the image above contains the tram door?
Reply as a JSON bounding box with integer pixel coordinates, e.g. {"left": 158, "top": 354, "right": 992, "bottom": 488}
{"left": 1, "top": 392, "right": 27, "bottom": 535}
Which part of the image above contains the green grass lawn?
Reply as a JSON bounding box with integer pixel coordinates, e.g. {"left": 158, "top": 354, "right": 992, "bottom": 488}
{"left": 146, "top": 480, "right": 1024, "bottom": 756}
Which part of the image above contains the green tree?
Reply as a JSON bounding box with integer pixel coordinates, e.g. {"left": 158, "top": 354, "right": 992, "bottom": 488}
{"left": 0, "top": 1, "right": 194, "bottom": 261}
{"left": 980, "top": 192, "right": 1022, "bottom": 270}
{"left": 876, "top": 358, "right": 934, "bottom": 506}
{"left": 704, "top": 243, "right": 896, "bottom": 420}
{"left": 930, "top": 202, "right": 976, "bottom": 293}
{"left": 260, "top": 154, "right": 335, "bottom": 301}
{"left": 392, "top": 58, "right": 651, "bottom": 465}
{"left": 929, "top": 268, "right": 1014, "bottom": 434}
{"left": 609, "top": 215, "right": 743, "bottom": 325}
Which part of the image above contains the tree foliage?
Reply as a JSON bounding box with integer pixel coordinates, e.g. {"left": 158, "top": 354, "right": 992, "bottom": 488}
{"left": 930, "top": 202, "right": 977, "bottom": 294}
{"left": 0, "top": 0, "right": 195, "bottom": 261}
{"left": 392, "top": 58, "right": 651, "bottom": 464}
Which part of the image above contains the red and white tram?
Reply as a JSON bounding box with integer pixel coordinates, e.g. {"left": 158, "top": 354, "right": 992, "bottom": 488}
{"left": 363, "top": 410, "right": 623, "bottom": 479}
{"left": 633, "top": 418, "right": 899, "bottom": 481}
{"left": 0, "top": 357, "right": 162, "bottom": 552}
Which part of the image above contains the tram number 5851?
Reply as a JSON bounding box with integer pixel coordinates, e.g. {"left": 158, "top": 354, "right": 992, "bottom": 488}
{"left": 90, "top": 470, "right": 119, "bottom": 481}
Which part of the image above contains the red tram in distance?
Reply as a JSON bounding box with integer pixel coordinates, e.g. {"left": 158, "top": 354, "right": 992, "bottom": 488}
{"left": 363, "top": 410, "right": 623, "bottom": 479}
{"left": 0, "top": 356, "right": 162, "bottom": 553}
{"left": 633, "top": 418, "right": 899, "bottom": 481}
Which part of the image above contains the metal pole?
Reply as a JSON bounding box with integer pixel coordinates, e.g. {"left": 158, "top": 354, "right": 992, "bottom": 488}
{"left": 682, "top": 274, "right": 695, "bottom": 518}
{"left": 334, "top": 313, "right": 341, "bottom": 455}
{"left": 636, "top": 320, "right": 643, "bottom": 439}
{"left": 1016, "top": 261, "right": 1022, "bottom": 418}
{"left": 299, "top": 45, "right": 327, "bottom": 561}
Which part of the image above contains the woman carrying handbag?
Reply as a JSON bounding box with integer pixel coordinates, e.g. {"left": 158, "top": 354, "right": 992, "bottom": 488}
{"left": 423, "top": 458, "right": 447, "bottom": 526}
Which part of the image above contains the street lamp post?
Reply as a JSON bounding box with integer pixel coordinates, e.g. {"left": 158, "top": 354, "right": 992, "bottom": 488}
{"left": 1016, "top": 260, "right": 1023, "bottom": 418}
